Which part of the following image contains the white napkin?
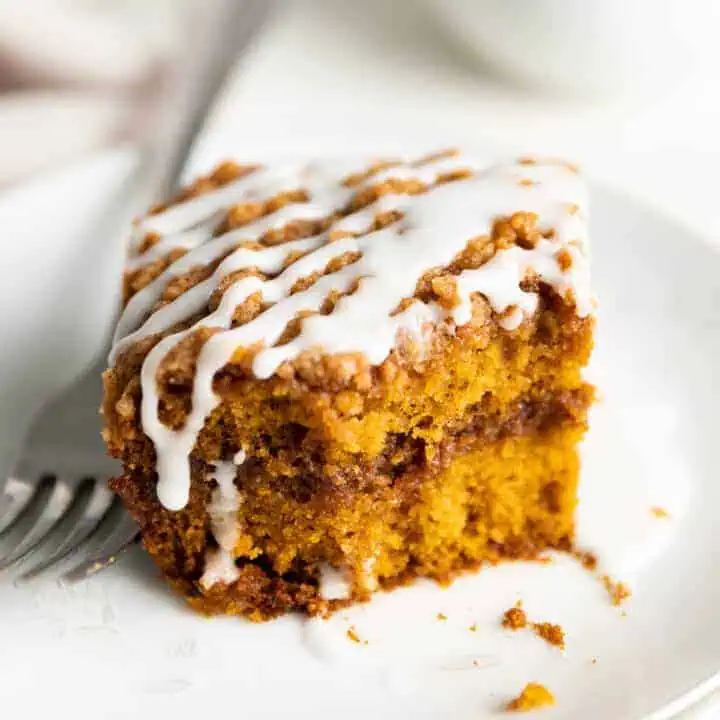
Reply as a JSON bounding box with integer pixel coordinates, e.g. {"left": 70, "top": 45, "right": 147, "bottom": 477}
{"left": 0, "top": 0, "right": 171, "bottom": 185}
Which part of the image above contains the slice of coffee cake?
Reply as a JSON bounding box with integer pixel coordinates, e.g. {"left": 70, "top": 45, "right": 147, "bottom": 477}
{"left": 103, "top": 151, "right": 594, "bottom": 620}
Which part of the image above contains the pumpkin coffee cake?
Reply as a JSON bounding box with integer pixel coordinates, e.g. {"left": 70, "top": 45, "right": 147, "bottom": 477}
{"left": 103, "top": 150, "right": 595, "bottom": 620}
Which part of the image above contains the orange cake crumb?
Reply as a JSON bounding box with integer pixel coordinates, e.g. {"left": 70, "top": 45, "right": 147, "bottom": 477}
{"left": 506, "top": 683, "right": 555, "bottom": 712}
{"left": 502, "top": 607, "right": 528, "bottom": 630}
{"left": 502, "top": 606, "right": 565, "bottom": 649}
{"left": 532, "top": 622, "right": 565, "bottom": 650}
{"left": 574, "top": 550, "right": 631, "bottom": 608}
{"left": 574, "top": 550, "right": 598, "bottom": 571}
{"left": 603, "top": 576, "right": 632, "bottom": 606}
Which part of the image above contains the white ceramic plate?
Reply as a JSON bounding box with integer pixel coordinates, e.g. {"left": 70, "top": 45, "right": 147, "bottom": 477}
{"left": 0, "top": 148, "right": 718, "bottom": 720}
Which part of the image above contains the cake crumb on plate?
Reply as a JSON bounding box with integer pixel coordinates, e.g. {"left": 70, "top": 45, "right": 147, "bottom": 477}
{"left": 502, "top": 606, "right": 528, "bottom": 630}
{"left": 346, "top": 626, "right": 367, "bottom": 645}
{"left": 502, "top": 606, "right": 565, "bottom": 649}
{"left": 602, "top": 575, "right": 632, "bottom": 606}
{"left": 573, "top": 550, "right": 631, "bottom": 607}
{"left": 532, "top": 622, "right": 565, "bottom": 650}
{"left": 505, "top": 682, "right": 555, "bottom": 712}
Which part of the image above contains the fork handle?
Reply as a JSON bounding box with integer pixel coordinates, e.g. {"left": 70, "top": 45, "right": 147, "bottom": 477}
{"left": 137, "top": 0, "right": 275, "bottom": 206}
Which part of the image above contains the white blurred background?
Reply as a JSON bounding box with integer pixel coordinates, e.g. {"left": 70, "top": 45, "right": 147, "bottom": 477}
{"left": 2, "top": 0, "right": 720, "bottom": 237}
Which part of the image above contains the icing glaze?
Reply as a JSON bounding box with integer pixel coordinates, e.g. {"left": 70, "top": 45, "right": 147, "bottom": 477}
{"left": 200, "top": 547, "right": 240, "bottom": 590}
{"left": 318, "top": 564, "right": 351, "bottom": 601}
{"left": 199, "top": 460, "right": 241, "bottom": 589}
{"left": 111, "top": 153, "right": 592, "bottom": 511}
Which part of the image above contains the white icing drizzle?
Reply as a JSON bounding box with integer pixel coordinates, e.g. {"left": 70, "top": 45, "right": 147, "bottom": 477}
{"left": 200, "top": 548, "right": 240, "bottom": 590}
{"left": 360, "top": 556, "right": 378, "bottom": 592}
{"left": 199, "top": 459, "right": 242, "bottom": 589}
{"left": 111, "top": 153, "right": 592, "bottom": 512}
{"left": 126, "top": 162, "right": 345, "bottom": 271}
{"left": 137, "top": 166, "right": 300, "bottom": 237}
{"left": 125, "top": 226, "right": 215, "bottom": 272}
{"left": 318, "top": 556, "right": 377, "bottom": 599}
{"left": 454, "top": 237, "right": 589, "bottom": 330}
{"left": 318, "top": 563, "right": 351, "bottom": 600}
{"left": 111, "top": 227, "right": 328, "bottom": 364}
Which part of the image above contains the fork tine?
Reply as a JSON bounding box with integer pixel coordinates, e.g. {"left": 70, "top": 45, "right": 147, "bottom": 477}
{"left": 58, "top": 496, "right": 133, "bottom": 575}
{"left": 60, "top": 512, "right": 139, "bottom": 584}
{"left": 87, "top": 510, "right": 139, "bottom": 561}
{"left": 7, "top": 479, "right": 112, "bottom": 580}
{"left": 0, "top": 478, "right": 74, "bottom": 566}
{"left": 15, "top": 481, "right": 116, "bottom": 584}
{"left": 0, "top": 478, "right": 35, "bottom": 535}
{"left": 21, "top": 495, "right": 129, "bottom": 583}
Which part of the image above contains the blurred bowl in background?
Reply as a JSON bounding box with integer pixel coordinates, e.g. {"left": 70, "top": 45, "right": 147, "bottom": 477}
{"left": 0, "top": 0, "right": 178, "bottom": 185}
{"left": 423, "top": 0, "right": 720, "bottom": 97}
{"left": 0, "top": 0, "right": 173, "bottom": 91}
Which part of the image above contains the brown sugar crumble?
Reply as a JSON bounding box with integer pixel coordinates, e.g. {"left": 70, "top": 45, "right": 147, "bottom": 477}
{"left": 573, "top": 549, "right": 631, "bottom": 607}
{"left": 532, "top": 622, "right": 565, "bottom": 650}
{"left": 575, "top": 550, "right": 598, "bottom": 572}
{"left": 602, "top": 575, "right": 632, "bottom": 607}
{"left": 502, "top": 607, "right": 528, "bottom": 630}
{"left": 506, "top": 683, "right": 555, "bottom": 713}
{"left": 555, "top": 248, "right": 573, "bottom": 272}
{"left": 502, "top": 606, "right": 565, "bottom": 649}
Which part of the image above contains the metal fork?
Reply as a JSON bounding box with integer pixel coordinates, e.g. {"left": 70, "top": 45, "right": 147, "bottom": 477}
{"left": 0, "top": 0, "right": 274, "bottom": 583}
{"left": 0, "top": 357, "right": 135, "bottom": 581}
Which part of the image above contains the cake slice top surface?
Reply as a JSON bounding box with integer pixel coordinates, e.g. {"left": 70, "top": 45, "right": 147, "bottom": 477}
{"left": 108, "top": 150, "right": 592, "bottom": 511}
